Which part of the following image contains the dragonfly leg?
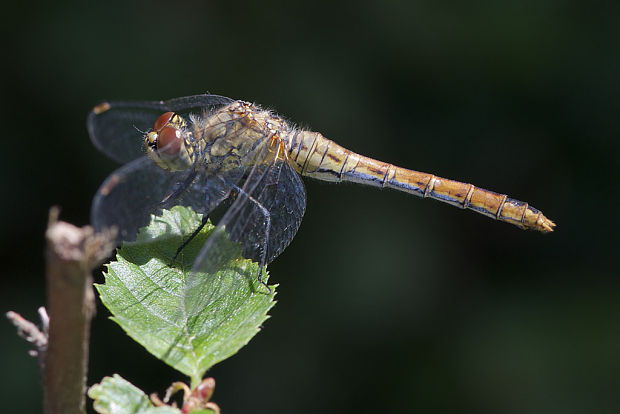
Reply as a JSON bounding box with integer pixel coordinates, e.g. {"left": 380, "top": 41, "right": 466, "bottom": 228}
{"left": 160, "top": 168, "right": 198, "bottom": 205}
{"left": 169, "top": 215, "right": 209, "bottom": 266}
{"left": 231, "top": 184, "right": 272, "bottom": 292}
{"left": 257, "top": 263, "right": 271, "bottom": 294}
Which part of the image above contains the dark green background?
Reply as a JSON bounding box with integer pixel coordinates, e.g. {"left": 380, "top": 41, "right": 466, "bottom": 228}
{"left": 2, "top": 1, "right": 618, "bottom": 413}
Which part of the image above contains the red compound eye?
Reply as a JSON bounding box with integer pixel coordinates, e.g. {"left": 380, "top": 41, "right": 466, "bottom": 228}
{"left": 157, "top": 126, "right": 182, "bottom": 155}
{"left": 153, "top": 111, "right": 175, "bottom": 132}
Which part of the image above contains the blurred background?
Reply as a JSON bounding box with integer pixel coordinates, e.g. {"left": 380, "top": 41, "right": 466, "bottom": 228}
{"left": 2, "top": 1, "right": 619, "bottom": 413}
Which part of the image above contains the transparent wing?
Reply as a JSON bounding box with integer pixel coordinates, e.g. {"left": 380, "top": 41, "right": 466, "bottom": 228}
{"left": 239, "top": 156, "right": 307, "bottom": 264}
{"left": 88, "top": 94, "right": 235, "bottom": 164}
{"left": 91, "top": 154, "right": 245, "bottom": 244}
{"left": 184, "top": 140, "right": 306, "bottom": 311}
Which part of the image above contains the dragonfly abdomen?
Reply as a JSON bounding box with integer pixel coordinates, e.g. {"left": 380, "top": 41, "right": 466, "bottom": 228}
{"left": 291, "top": 131, "right": 554, "bottom": 233}
{"left": 389, "top": 172, "right": 556, "bottom": 233}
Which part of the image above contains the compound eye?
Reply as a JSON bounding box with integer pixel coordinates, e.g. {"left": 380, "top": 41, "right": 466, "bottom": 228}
{"left": 157, "top": 126, "right": 182, "bottom": 155}
{"left": 153, "top": 112, "right": 175, "bottom": 132}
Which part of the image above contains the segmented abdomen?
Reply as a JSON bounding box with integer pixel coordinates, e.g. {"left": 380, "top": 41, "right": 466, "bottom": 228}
{"left": 287, "top": 130, "right": 555, "bottom": 233}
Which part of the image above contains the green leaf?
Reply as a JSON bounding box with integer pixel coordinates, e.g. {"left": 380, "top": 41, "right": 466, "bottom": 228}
{"left": 88, "top": 374, "right": 180, "bottom": 414}
{"left": 96, "top": 206, "right": 276, "bottom": 386}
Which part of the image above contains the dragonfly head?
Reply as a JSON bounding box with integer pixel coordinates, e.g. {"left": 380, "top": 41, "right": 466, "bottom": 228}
{"left": 144, "top": 112, "right": 193, "bottom": 171}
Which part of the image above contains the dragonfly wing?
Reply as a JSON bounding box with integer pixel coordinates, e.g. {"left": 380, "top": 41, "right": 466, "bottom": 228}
{"left": 88, "top": 94, "right": 235, "bottom": 164}
{"left": 189, "top": 140, "right": 306, "bottom": 280}
{"left": 234, "top": 157, "right": 307, "bottom": 264}
{"left": 91, "top": 154, "right": 245, "bottom": 244}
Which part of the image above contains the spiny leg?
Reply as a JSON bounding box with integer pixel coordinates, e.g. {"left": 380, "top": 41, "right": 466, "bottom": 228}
{"left": 169, "top": 215, "right": 209, "bottom": 266}
{"left": 233, "top": 184, "right": 272, "bottom": 293}
{"left": 161, "top": 168, "right": 198, "bottom": 205}
{"left": 159, "top": 167, "right": 204, "bottom": 266}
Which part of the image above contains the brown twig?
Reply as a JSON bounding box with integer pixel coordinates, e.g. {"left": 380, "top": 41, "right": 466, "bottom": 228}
{"left": 6, "top": 308, "right": 49, "bottom": 371}
{"left": 41, "top": 207, "right": 115, "bottom": 414}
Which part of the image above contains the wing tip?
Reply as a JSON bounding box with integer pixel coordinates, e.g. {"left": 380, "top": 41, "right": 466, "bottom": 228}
{"left": 93, "top": 102, "right": 111, "bottom": 115}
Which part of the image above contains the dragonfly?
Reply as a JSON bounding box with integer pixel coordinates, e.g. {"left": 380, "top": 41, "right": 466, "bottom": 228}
{"left": 89, "top": 94, "right": 555, "bottom": 287}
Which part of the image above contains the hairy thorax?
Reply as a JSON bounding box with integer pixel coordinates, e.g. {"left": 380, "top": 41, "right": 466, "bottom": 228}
{"left": 194, "top": 101, "right": 293, "bottom": 174}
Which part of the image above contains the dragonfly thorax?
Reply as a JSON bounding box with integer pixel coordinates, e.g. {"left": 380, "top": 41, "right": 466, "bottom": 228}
{"left": 144, "top": 111, "right": 194, "bottom": 171}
